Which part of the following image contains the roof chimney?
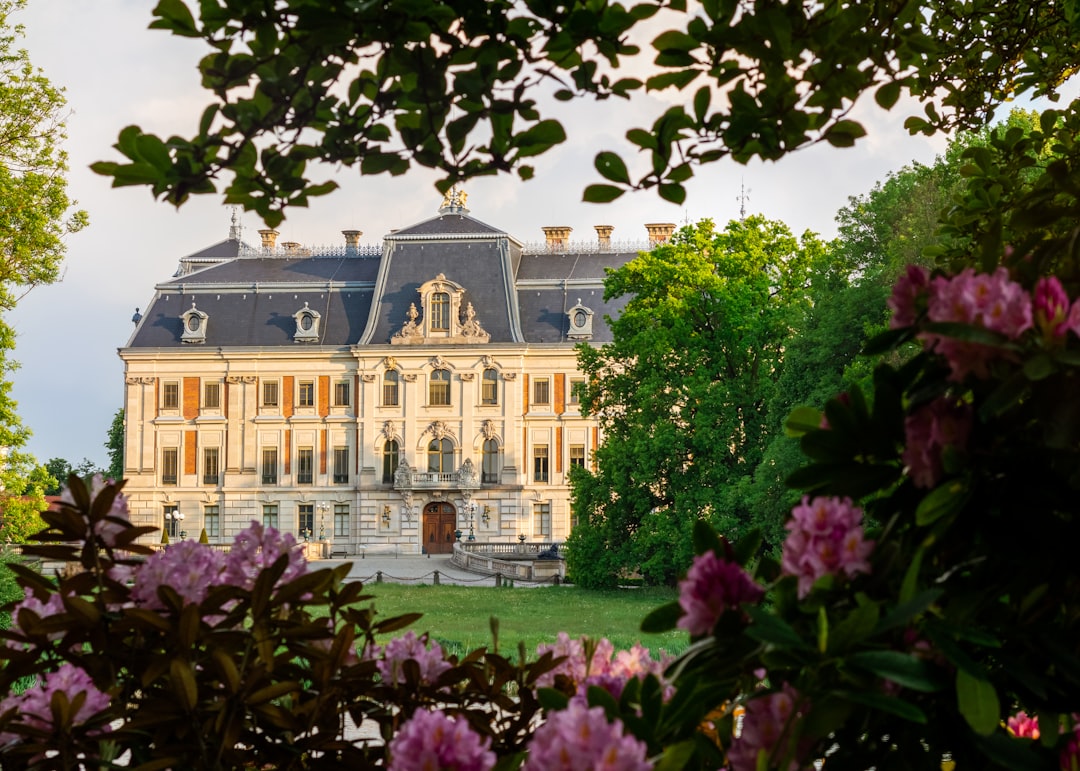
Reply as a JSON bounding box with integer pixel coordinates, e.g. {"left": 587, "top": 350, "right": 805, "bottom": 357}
{"left": 645, "top": 223, "right": 676, "bottom": 246}
{"left": 281, "top": 241, "right": 301, "bottom": 255}
{"left": 342, "top": 229, "right": 362, "bottom": 252}
{"left": 594, "top": 225, "right": 614, "bottom": 250}
{"left": 258, "top": 229, "right": 279, "bottom": 249}
{"left": 542, "top": 226, "right": 572, "bottom": 251}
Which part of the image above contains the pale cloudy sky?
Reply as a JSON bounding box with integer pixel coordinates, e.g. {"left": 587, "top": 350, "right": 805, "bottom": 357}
{"left": 9, "top": 1, "right": 959, "bottom": 468}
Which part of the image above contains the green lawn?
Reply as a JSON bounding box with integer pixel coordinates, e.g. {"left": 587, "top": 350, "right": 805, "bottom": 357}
{"left": 354, "top": 583, "right": 687, "bottom": 658}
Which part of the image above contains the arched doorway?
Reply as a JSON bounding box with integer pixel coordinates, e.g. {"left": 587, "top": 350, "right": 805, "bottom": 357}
{"left": 422, "top": 501, "right": 457, "bottom": 554}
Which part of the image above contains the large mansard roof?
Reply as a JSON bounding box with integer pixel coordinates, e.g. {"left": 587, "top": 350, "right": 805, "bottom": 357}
{"left": 124, "top": 201, "right": 660, "bottom": 350}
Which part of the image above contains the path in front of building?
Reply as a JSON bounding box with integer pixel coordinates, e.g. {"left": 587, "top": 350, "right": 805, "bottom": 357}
{"left": 308, "top": 552, "right": 550, "bottom": 588}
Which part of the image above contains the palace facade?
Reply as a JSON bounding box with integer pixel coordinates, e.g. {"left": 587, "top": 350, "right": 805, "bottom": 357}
{"left": 118, "top": 192, "right": 672, "bottom": 555}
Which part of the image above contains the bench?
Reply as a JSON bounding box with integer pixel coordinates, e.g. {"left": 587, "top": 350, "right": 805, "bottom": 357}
{"left": 355, "top": 544, "right": 402, "bottom": 558}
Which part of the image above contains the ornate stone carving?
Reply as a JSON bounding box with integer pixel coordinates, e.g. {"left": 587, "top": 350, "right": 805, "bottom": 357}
{"left": 427, "top": 420, "right": 453, "bottom": 440}
{"left": 391, "top": 303, "right": 423, "bottom": 344}
{"left": 429, "top": 355, "right": 448, "bottom": 369}
{"left": 459, "top": 302, "right": 490, "bottom": 342}
{"left": 459, "top": 372, "right": 475, "bottom": 382}
{"left": 384, "top": 356, "right": 397, "bottom": 370}
{"left": 458, "top": 458, "right": 479, "bottom": 487}
{"left": 126, "top": 377, "right": 156, "bottom": 385}
{"left": 503, "top": 372, "right": 518, "bottom": 381}
{"left": 403, "top": 373, "right": 418, "bottom": 382}
{"left": 226, "top": 375, "right": 256, "bottom": 384}
{"left": 394, "top": 458, "right": 412, "bottom": 488}
{"left": 481, "top": 420, "right": 497, "bottom": 440}
{"left": 362, "top": 374, "right": 376, "bottom": 383}
{"left": 482, "top": 355, "right": 496, "bottom": 368}
{"left": 382, "top": 421, "right": 399, "bottom": 442}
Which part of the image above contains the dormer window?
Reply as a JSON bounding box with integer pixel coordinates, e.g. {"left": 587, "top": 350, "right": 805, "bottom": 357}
{"left": 181, "top": 302, "right": 208, "bottom": 344}
{"left": 567, "top": 300, "right": 594, "bottom": 340}
{"left": 293, "top": 302, "right": 321, "bottom": 342}
{"left": 431, "top": 292, "right": 450, "bottom": 331}
{"left": 392, "top": 274, "right": 490, "bottom": 344}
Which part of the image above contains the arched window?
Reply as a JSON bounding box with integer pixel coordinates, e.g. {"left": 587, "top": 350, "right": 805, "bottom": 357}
{"left": 428, "top": 438, "right": 454, "bottom": 474}
{"left": 481, "top": 368, "right": 498, "bottom": 405}
{"left": 382, "top": 440, "right": 400, "bottom": 483}
{"left": 431, "top": 292, "right": 450, "bottom": 331}
{"left": 383, "top": 370, "right": 399, "bottom": 406}
{"left": 429, "top": 368, "right": 451, "bottom": 406}
{"left": 482, "top": 439, "right": 500, "bottom": 483}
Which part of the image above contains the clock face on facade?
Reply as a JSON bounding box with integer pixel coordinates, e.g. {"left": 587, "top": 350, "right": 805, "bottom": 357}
{"left": 187, "top": 316, "right": 201, "bottom": 332}
{"left": 300, "top": 314, "right": 313, "bottom": 331}
{"left": 574, "top": 310, "right": 587, "bottom": 327}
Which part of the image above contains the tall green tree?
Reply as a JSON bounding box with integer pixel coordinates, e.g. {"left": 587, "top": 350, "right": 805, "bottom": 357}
{"left": 567, "top": 217, "right": 826, "bottom": 587}
{"left": 105, "top": 408, "right": 124, "bottom": 481}
{"left": 93, "top": 1, "right": 1079, "bottom": 222}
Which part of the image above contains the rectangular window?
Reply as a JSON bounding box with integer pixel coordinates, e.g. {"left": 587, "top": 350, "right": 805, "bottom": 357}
{"left": 204, "top": 505, "right": 220, "bottom": 539}
{"left": 297, "top": 447, "right": 314, "bottom": 484}
{"left": 429, "top": 370, "right": 451, "bottom": 406}
{"left": 569, "top": 378, "right": 585, "bottom": 406}
{"left": 162, "top": 381, "right": 179, "bottom": 409}
{"left": 261, "top": 447, "right": 278, "bottom": 485}
{"left": 298, "top": 504, "right": 314, "bottom": 540}
{"left": 481, "top": 369, "right": 498, "bottom": 405}
{"left": 262, "top": 504, "right": 278, "bottom": 530}
{"left": 203, "top": 381, "right": 221, "bottom": 409}
{"left": 298, "top": 380, "right": 315, "bottom": 408}
{"left": 383, "top": 372, "right": 399, "bottom": 406}
{"left": 569, "top": 445, "right": 586, "bottom": 470}
{"left": 262, "top": 380, "right": 279, "bottom": 407}
{"left": 533, "top": 378, "right": 550, "bottom": 405}
{"left": 334, "top": 504, "right": 349, "bottom": 538}
{"left": 533, "top": 445, "right": 549, "bottom": 483}
{"left": 334, "top": 380, "right": 350, "bottom": 407}
{"left": 202, "top": 447, "right": 220, "bottom": 485}
{"left": 162, "top": 448, "right": 178, "bottom": 486}
{"left": 534, "top": 503, "right": 551, "bottom": 537}
{"left": 164, "top": 504, "right": 179, "bottom": 539}
{"left": 333, "top": 447, "right": 349, "bottom": 484}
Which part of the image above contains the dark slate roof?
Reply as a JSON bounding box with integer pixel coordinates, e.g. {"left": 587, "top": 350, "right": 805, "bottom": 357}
{"left": 182, "top": 238, "right": 247, "bottom": 262}
{"left": 515, "top": 250, "right": 640, "bottom": 281}
{"left": 163, "top": 257, "right": 380, "bottom": 286}
{"left": 129, "top": 288, "right": 373, "bottom": 348}
{"left": 390, "top": 212, "right": 505, "bottom": 237}
{"left": 516, "top": 288, "right": 630, "bottom": 344}
{"left": 364, "top": 239, "right": 517, "bottom": 344}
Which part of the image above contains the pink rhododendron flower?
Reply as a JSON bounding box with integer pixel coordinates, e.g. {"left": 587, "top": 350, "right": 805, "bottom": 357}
{"left": 1063, "top": 720, "right": 1080, "bottom": 771}
{"left": 1007, "top": 711, "right": 1040, "bottom": 739}
{"left": 1035, "top": 276, "right": 1071, "bottom": 339}
{"left": 0, "top": 663, "right": 111, "bottom": 746}
{"left": 371, "top": 631, "right": 451, "bottom": 685}
{"left": 888, "top": 264, "right": 930, "bottom": 328}
{"left": 222, "top": 520, "right": 307, "bottom": 591}
{"left": 921, "top": 267, "right": 1032, "bottom": 380}
{"left": 781, "top": 497, "right": 873, "bottom": 598}
{"left": 728, "top": 684, "right": 809, "bottom": 771}
{"left": 131, "top": 540, "right": 227, "bottom": 610}
{"left": 6, "top": 589, "right": 69, "bottom": 650}
{"left": 387, "top": 708, "right": 495, "bottom": 771}
{"left": 523, "top": 701, "right": 652, "bottom": 771}
{"left": 902, "top": 398, "right": 973, "bottom": 489}
{"left": 535, "top": 634, "right": 615, "bottom": 687}
{"left": 676, "top": 551, "right": 764, "bottom": 636}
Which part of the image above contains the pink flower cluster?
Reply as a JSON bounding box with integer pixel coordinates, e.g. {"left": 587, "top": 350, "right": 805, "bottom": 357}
{"left": 388, "top": 708, "right": 495, "bottom": 771}
{"left": 370, "top": 631, "right": 452, "bottom": 685}
{"left": 132, "top": 539, "right": 228, "bottom": 610}
{"left": 902, "top": 397, "right": 973, "bottom": 489}
{"left": 0, "top": 663, "right": 111, "bottom": 746}
{"left": 221, "top": 520, "right": 308, "bottom": 591}
{"left": 1063, "top": 720, "right": 1080, "bottom": 771}
{"left": 523, "top": 701, "right": 652, "bottom": 771}
{"left": 781, "top": 496, "right": 874, "bottom": 599}
{"left": 727, "top": 684, "right": 808, "bottom": 771}
{"left": 535, "top": 635, "right": 667, "bottom": 696}
{"left": 1007, "top": 711, "right": 1040, "bottom": 740}
{"left": 676, "top": 551, "right": 764, "bottom": 636}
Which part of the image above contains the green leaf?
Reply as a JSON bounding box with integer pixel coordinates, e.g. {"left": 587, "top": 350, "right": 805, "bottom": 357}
{"left": 658, "top": 182, "right": 686, "bottom": 204}
{"left": 956, "top": 668, "right": 1000, "bottom": 735}
{"left": 693, "top": 85, "right": 711, "bottom": 122}
{"left": 784, "top": 406, "right": 822, "bottom": 437}
{"left": 537, "top": 687, "right": 570, "bottom": 711}
{"left": 1022, "top": 353, "right": 1056, "bottom": 381}
{"left": 827, "top": 600, "right": 880, "bottom": 654}
{"left": 583, "top": 184, "right": 624, "bottom": 203}
{"left": 646, "top": 70, "right": 700, "bottom": 91}
{"left": 654, "top": 740, "right": 699, "bottom": 771}
{"left": 847, "top": 651, "right": 945, "bottom": 692}
{"left": 824, "top": 120, "right": 867, "bottom": 147}
{"left": 641, "top": 601, "right": 683, "bottom": 633}
{"left": 875, "top": 589, "right": 943, "bottom": 634}
{"left": 874, "top": 80, "right": 902, "bottom": 110}
{"left": 594, "top": 151, "right": 630, "bottom": 184}
{"left": 692, "top": 518, "right": 719, "bottom": 555}
{"left": 745, "top": 606, "right": 808, "bottom": 649}
{"left": 512, "top": 119, "right": 567, "bottom": 157}
{"left": 837, "top": 689, "right": 927, "bottom": 723}
{"left": 732, "top": 529, "right": 762, "bottom": 566}
{"left": 151, "top": 0, "right": 199, "bottom": 37}
{"left": 915, "top": 478, "right": 970, "bottom": 526}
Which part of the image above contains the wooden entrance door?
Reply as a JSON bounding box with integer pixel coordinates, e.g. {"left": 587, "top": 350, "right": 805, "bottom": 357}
{"left": 422, "top": 502, "right": 457, "bottom": 554}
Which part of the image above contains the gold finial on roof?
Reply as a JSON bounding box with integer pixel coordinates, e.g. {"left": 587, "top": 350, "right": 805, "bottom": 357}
{"left": 439, "top": 185, "right": 469, "bottom": 213}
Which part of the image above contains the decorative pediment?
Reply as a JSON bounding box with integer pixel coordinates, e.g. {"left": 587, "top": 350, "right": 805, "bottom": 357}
{"left": 426, "top": 420, "right": 454, "bottom": 440}
{"left": 382, "top": 421, "right": 400, "bottom": 442}
{"left": 390, "top": 275, "right": 490, "bottom": 345}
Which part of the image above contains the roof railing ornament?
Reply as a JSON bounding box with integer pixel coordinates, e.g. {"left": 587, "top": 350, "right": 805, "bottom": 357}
{"left": 438, "top": 185, "right": 469, "bottom": 214}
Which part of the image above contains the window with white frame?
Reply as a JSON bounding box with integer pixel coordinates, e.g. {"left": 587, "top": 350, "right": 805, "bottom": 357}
{"left": 262, "top": 447, "right": 278, "bottom": 485}
{"left": 162, "top": 381, "right": 179, "bottom": 410}
{"left": 204, "top": 505, "right": 220, "bottom": 539}
{"left": 334, "top": 504, "right": 349, "bottom": 538}
{"left": 263, "top": 504, "right": 279, "bottom": 529}
{"left": 298, "top": 380, "right": 315, "bottom": 408}
{"left": 533, "top": 378, "right": 550, "bottom": 406}
{"left": 430, "top": 291, "right": 450, "bottom": 331}
{"left": 429, "top": 369, "right": 450, "bottom": 406}
{"left": 203, "top": 447, "right": 220, "bottom": 485}
{"left": 333, "top": 380, "right": 350, "bottom": 407}
{"left": 533, "top": 445, "right": 549, "bottom": 483}
{"left": 203, "top": 381, "right": 221, "bottom": 410}
{"left": 481, "top": 368, "right": 498, "bottom": 405}
{"left": 534, "top": 503, "right": 551, "bottom": 537}
{"left": 262, "top": 380, "right": 279, "bottom": 407}
{"left": 383, "top": 370, "right": 399, "bottom": 406}
{"left": 428, "top": 438, "right": 454, "bottom": 474}
{"left": 333, "top": 447, "right": 349, "bottom": 484}
{"left": 297, "top": 448, "right": 314, "bottom": 484}
{"left": 162, "top": 448, "right": 178, "bottom": 486}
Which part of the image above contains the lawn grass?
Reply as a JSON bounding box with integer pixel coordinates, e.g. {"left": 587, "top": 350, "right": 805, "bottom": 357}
{"left": 352, "top": 583, "right": 688, "bottom": 658}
